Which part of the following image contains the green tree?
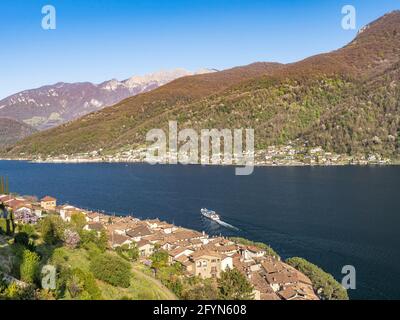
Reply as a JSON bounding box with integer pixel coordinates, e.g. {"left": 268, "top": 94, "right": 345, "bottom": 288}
{"left": 79, "top": 229, "right": 97, "bottom": 245}
{"left": 70, "top": 212, "right": 87, "bottom": 231}
{"left": 150, "top": 250, "right": 169, "bottom": 271}
{"left": 20, "top": 249, "right": 40, "bottom": 284}
{"left": 39, "top": 215, "right": 65, "bottom": 245}
{"left": 90, "top": 253, "right": 131, "bottom": 288}
{"left": 217, "top": 268, "right": 254, "bottom": 300}
{"left": 97, "top": 230, "right": 108, "bottom": 252}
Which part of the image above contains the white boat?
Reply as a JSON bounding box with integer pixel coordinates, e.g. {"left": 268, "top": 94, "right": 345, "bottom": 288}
{"left": 201, "top": 208, "right": 221, "bottom": 221}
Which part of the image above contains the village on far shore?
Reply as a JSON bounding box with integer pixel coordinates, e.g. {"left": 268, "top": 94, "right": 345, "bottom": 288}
{"left": 5, "top": 139, "right": 394, "bottom": 167}
{"left": 0, "top": 192, "right": 320, "bottom": 301}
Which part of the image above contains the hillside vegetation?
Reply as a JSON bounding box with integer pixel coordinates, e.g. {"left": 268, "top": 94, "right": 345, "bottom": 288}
{"left": 0, "top": 217, "right": 176, "bottom": 300}
{"left": 286, "top": 257, "right": 349, "bottom": 300}
{"left": 3, "top": 11, "right": 400, "bottom": 159}
{"left": 0, "top": 118, "right": 37, "bottom": 148}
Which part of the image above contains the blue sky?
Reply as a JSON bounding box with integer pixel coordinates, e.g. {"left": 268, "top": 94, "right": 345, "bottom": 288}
{"left": 0, "top": 0, "right": 399, "bottom": 99}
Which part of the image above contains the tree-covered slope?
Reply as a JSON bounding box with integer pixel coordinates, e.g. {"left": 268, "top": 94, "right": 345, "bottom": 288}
{"left": 0, "top": 118, "right": 37, "bottom": 147}
{"left": 4, "top": 11, "right": 400, "bottom": 159}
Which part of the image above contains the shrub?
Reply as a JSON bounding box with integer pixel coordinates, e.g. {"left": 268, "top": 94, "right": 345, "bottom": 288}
{"left": 115, "top": 244, "right": 139, "bottom": 262}
{"left": 16, "top": 224, "right": 37, "bottom": 238}
{"left": 83, "top": 241, "right": 102, "bottom": 260}
{"left": 2, "top": 283, "right": 35, "bottom": 300}
{"left": 90, "top": 253, "right": 131, "bottom": 288}
{"left": 50, "top": 247, "right": 69, "bottom": 266}
{"left": 20, "top": 249, "right": 40, "bottom": 284}
{"left": 14, "top": 232, "right": 36, "bottom": 252}
{"left": 79, "top": 229, "right": 107, "bottom": 252}
{"left": 14, "top": 232, "right": 30, "bottom": 246}
{"left": 35, "top": 288, "right": 56, "bottom": 300}
{"left": 286, "top": 257, "right": 349, "bottom": 300}
{"left": 181, "top": 279, "right": 219, "bottom": 300}
{"left": 66, "top": 268, "right": 102, "bottom": 300}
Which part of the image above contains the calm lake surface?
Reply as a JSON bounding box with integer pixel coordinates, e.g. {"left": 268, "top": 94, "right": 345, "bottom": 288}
{"left": 1, "top": 160, "right": 399, "bottom": 299}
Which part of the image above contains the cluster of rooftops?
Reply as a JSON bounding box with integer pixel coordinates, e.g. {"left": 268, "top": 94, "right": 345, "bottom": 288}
{"left": 0, "top": 193, "right": 318, "bottom": 300}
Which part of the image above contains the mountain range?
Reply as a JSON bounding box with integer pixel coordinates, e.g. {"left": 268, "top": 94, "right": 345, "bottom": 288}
{"left": 0, "top": 68, "right": 215, "bottom": 132}
{"left": 2, "top": 11, "right": 400, "bottom": 159}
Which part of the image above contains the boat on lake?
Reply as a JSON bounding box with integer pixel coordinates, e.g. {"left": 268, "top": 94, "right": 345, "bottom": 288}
{"left": 200, "top": 208, "right": 221, "bottom": 221}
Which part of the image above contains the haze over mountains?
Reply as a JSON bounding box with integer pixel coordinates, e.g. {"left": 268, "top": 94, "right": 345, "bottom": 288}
{"left": 0, "top": 68, "right": 215, "bottom": 132}
{"left": 3, "top": 11, "right": 400, "bottom": 159}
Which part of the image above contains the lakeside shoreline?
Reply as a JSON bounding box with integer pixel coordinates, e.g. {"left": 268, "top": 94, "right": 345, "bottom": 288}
{"left": 1, "top": 157, "right": 399, "bottom": 167}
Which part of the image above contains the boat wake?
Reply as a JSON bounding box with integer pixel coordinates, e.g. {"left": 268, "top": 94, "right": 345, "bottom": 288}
{"left": 215, "top": 219, "right": 240, "bottom": 231}
{"left": 201, "top": 208, "right": 240, "bottom": 231}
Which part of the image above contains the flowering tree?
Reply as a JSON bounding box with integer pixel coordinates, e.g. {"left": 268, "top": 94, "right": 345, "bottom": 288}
{"left": 63, "top": 229, "right": 80, "bottom": 249}
{"left": 14, "top": 209, "right": 38, "bottom": 225}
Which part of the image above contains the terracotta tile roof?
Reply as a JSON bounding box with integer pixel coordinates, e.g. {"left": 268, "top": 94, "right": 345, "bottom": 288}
{"left": 112, "top": 234, "right": 131, "bottom": 245}
{"left": 145, "top": 232, "right": 165, "bottom": 242}
{"left": 169, "top": 247, "right": 193, "bottom": 257}
{"left": 246, "top": 245, "right": 265, "bottom": 253}
{"left": 5, "top": 199, "right": 26, "bottom": 210}
{"left": 106, "top": 222, "right": 130, "bottom": 232}
{"left": 265, "top": 271, "right": 298, "bottom": 285}
{"left": 190, "top": 249, "right": 222, "bottom": 260}
{"left": 261, "top": 258, "right": 285, "bottom": 274}
{"left": 87, "top": 212, "right": 100, "bottom": 218}
{"left": 278, "top": 287, "right": 298, "bottom": 300}
{"left": 41, "top": 196, "right": 56, "bottom": 202}
{"left": 175, "top": 255, "right": 190, "bottom": 264}
{"left": 261, "top": 292, "right": 281, "bottom": 300}
{"left": 173, "top": 229, "right": 204, "bottom": 241}
{"left": 86, "top": 222, "right": 104, "bottom": 232}
{"left": 126, "top": 225, "right": 153, "bottom": 238}
{"left": 136, "top": 239, "right": 152, "bottom": 248}
{"left": 0, "top": 195, "right": 12, "bottom": 202}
